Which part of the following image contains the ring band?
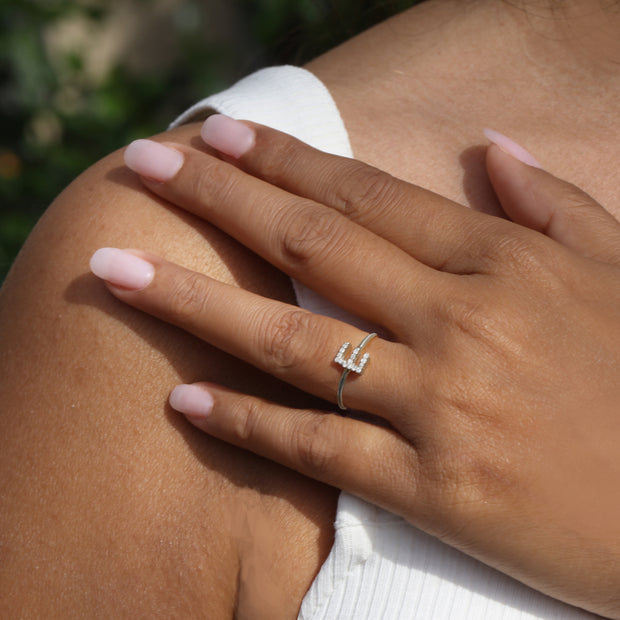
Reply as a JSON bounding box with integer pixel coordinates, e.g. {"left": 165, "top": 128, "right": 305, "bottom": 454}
{"left": 334, "top": 332, "right": 377, "bottom": 410}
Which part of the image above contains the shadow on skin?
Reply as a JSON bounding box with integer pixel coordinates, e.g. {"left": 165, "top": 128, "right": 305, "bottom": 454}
{"left": 459, "top": 144, "right": 505, "bottom": 217}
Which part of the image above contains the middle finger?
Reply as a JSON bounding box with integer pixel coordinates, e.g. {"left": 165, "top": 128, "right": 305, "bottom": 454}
{"left": 125, "top": 140, "right": 458, "bottom": 333}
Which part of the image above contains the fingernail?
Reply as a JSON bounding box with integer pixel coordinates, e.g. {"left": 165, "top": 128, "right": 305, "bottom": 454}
{"left": 201, "top": 114, "right": 255, "bottom": 159}
{"left": 90, "top": 248, "right": 155, "bottom": 290}
{"left": 483, "top": 128, "right": 543, "bottom": 169}
{"left": 124, "top": 139, "right": 184, "bottom": 181}
{"left": 169, "top": 384, "right": 214, "bottom": 420}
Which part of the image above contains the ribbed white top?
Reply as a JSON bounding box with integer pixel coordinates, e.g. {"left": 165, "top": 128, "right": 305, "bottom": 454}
{"left": 171, "top": 66, "right": 599, "bottom": 620}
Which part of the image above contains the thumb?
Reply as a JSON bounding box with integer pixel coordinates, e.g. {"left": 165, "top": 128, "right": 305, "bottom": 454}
{"left": 485, "top": 130, "right": 620, "bottom": 265}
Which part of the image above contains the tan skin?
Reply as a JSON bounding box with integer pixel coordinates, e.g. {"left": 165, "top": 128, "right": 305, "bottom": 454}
{"left": 108, "top": 122, "right": 620, "bottom": 617}
{"left": 0, "top": 119, "right": 338, "bottom": 619}
{"left": 1, "top": 0, "right": 619, "bottom": 616}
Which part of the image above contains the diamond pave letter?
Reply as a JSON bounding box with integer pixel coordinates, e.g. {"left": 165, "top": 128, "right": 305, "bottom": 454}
{"left": 334, "top": 342, "right": 370, "bottom": 375}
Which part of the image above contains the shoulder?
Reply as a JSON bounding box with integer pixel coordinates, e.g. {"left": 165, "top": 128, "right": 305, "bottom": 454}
{"left": 0, "top": 121, "right": 337, "bottom": 618}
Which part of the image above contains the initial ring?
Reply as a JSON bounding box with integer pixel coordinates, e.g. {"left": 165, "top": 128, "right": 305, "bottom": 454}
{"left": 334, "top": 332, "right": 377, "bottom": 410}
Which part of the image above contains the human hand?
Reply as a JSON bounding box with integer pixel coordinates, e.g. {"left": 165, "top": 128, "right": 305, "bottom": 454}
{"left": 91, "top": 118, "right": 620, "bottom": 617}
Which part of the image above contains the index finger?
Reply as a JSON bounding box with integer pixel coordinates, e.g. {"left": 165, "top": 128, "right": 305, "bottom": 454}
{"left": 201, "top": 114, "right": 509, "bottom": 274}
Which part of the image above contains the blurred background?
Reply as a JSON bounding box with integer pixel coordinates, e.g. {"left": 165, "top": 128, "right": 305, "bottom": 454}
{"left": 0, "top": 0, "right": 419, "bottom": 281}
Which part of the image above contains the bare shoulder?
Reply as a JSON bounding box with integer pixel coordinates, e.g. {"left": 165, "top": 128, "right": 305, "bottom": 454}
{"left": 0, "top": 123, "right": 337, "bottom": 618}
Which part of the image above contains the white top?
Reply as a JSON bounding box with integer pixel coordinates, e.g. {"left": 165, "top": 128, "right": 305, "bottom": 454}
{"left": 171, "top": 66, "right": 599, "bottom": 620}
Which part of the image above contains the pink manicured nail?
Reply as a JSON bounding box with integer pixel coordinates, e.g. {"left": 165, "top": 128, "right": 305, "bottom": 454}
{"left": 169, "top": 384, "right": 214, "bottom": 420}
{"left": 201, "top": 114, "right": 255, "bottom": 159}
{"left": 483, "top": 128, "right": 543, "bottom": 169}
{"left": 124, "top": 139, "right": 184, "bottom": 181}
{"left": 90, "top": 248, "right": 154, "bottom": 290}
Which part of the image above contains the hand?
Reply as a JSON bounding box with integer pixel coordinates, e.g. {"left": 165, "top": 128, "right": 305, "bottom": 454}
{"left": 91, "top": 117, "right": 620, "bottom": 617}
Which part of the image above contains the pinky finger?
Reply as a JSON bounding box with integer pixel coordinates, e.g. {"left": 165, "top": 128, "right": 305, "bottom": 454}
{"left": 169, "top": 383, "right": 420, "bottom": 515}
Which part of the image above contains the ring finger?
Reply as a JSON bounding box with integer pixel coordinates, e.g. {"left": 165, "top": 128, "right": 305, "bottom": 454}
{"left": 90, "top": 247, "right": 415, "bottom": 418}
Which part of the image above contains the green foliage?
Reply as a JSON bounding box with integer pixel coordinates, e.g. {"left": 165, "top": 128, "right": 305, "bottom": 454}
{"left": 240, "top": 0, "right": 420, "bottom": 65}
{"left": 0, "top": 0, "right": 421, "bottom": 281}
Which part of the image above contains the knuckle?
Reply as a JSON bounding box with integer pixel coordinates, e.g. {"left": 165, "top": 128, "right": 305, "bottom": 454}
{"left": 453, "top": 455, "right": 518, "bottom": 515}
{"left": 294, "top": 414, "right": 339, "bottom": 475}
{"left": 335, "top": 165, "right": 398, "bottom": 219}
{"left": 489, "top": 230, "right": 552, "bottom": 275}
{"left": 229, "top": 395, "right": 262, "bottom": 444}
{"left": 427, "top": 446, "right": 514, "bottom": 521}
{"left": 167, "top": 271, "right": 209, "bottom": 322}
{"left": 436, "top": 291, "right": 527, "bottom": 378}
{"left": 555, "top": 183, "right": 619, "bottom": 236}
{"left": 187, "top": 156, "right": 238, "bottom": 206}
{"left": 255, "top": 131, "right": 303, "bottom": 182}
{"left": 260, "top": 309, "right": 314, "bottom": 371}
{"left": 278, "top": 204, "right": 346, "bottom": 267}
{"left": 440, "top": 292, "right": 500, "bottom": 344}
{"left": 560, "top": 182, "right": 597, "bottom": 213}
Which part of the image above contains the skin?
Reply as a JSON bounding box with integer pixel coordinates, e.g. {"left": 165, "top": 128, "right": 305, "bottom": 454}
{"left": 1, "top": 0, "right": 620, "bottom": 616}
{"left": 0, "top": 121, "right": 336, "bottom": 619}
{"left": 101, "top": 121, "right": 620, "bottom": 616}
{"left": 308, "top": 0, "right": 620, "bottom": 214}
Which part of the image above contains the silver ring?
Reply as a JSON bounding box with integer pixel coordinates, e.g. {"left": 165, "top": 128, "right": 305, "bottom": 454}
{"left": 334, "top": 333, "right": 377, "bottom": 410}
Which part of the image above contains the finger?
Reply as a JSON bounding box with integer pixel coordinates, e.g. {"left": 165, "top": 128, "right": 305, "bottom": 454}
{"left": 123, "top": 138, "right": 450, "bottom": 331}
{"left": 90, "top": 248, "right": 415, "bottom": 417}
{"left": 203, "top": 115, "right": 511, "bottom": 273}
{"left": 486, "top": 140, "right": 620, "bottom": 265}
{"left": 126, "top": 124, "right": 503, "bottom": 276}
{"left": 169, "top": 382, "right": 422, "bottom": 519}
